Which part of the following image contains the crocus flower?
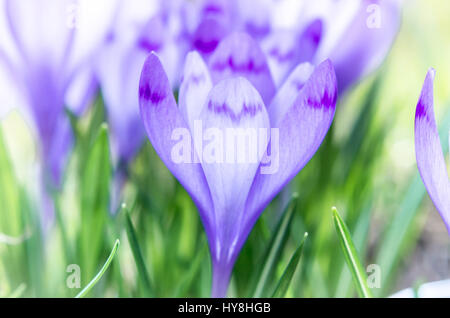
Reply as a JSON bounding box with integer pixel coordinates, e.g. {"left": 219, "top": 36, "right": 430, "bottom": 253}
{"left": 95, "top": 0, "right": 183, "bottom": 210}
{"left": 0, "top": 0, "right": 118, "bottom": 222}
{"left": 139, "top": 34, "right": 337, "bottom": 297}
{"left": 415, "top": 69, "right": 450, "bottom": 234}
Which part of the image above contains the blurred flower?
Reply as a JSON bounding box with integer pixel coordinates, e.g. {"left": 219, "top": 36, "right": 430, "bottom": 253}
{"left": 138, "top": 45, "right": 337, "bottom": 296}
{"left": 180, "top": 0, "right": 401, "bottom": 90}
{"left": 0, "top": 0, "right": 119, "bottom": 221}
{"left": 94, "top": 0, "right": 184, "bottom": 210}
{"left": 415, "top": 69, "right": 450, "bottom": 234}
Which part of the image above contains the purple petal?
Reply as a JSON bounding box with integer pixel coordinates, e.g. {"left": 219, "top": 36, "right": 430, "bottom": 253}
{"left": 96, "top": 36, "right": 147, "bottom": 163}
{"left": 297, "top": 18, "right": 323, "bottom": 64}
{"left": 415, "top": 69, "right": 450, "bottom": 233}
{"left": 192, "top": 16, "right": 228, "bottom": 56}
{"left": 139, "top": 52, "right": 214, "bottom": 230}
{"left": 268, "top": 62, "right": 315, "bottom": 126}
{"left": 244, "top": 59, "right": 337, "bottom": 235}
{"left": 262, "top": 30, "right": 302, "bottom": 87}
{"left": 198, "top": 77, "right": 270, "bottom": 296}
{"left": 317, "top": 0, "right": 401, "bottom": 92}
{"left": 179, "top": 51, "right": 213, "bottom": 132}
{"left": 208, "top": 32, "right": 276, "bottom": 105}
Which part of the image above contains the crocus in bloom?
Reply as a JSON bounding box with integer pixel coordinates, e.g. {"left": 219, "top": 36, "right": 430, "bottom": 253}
{"left": 415, "top": 69, "right": 450, "bottom": 234}
{"left": 139, "top": 36, "right": 337, "bottom": 296}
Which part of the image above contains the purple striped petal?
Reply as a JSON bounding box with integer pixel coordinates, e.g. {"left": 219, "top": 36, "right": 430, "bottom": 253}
{"left": 268, "top": 62, "right": 315, "bottom": 126}
{"left": 244, "top": 59, "right": 337, "bottom": 231}
{"left": 179, "top": 51, "right": 213, "bottom": 132}
{"left": 415, "top": 69, "right": 450, "bottom": 233}
{"left": 192, "top": 16, "right": 228, "bottom": 56}
{"left": 139, "top": 52, "right": 214, "bottom": 230}
{"left": 208, "top": 32, "right": 276, "bottom": 105}
{"left": 198, "top": 77, "right": 270, "bottom": 297}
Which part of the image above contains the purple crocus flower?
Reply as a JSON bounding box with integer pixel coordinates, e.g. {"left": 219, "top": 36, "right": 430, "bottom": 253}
{"left": 0, "top": 0, "right": 118, "bottom": 223}
{"left": 415, "top": 69, "right": 450, "bottom": 234}
{"left": 138, "top": 35, "right": 337, "bottom": 297}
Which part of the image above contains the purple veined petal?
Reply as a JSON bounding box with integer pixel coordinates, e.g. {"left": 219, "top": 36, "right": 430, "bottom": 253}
{"left": 243, "top": 59, "right": 337, "bottom": 236}
{"left": 297, "top": 18, "right": 323, "bottom": 64}
{"left": 139, "top": 52, "right": 214, "bottom": 235}
{"left": 235, "top": 0, "right": 272, "bottom": 39}
{"left": 208, "top": 32, "right": 276, "bottom": 105}
{"left": 262, "top": 29, "right": 302, "bottom": 87}
{"left": 316, "top": 0, "right": 401, "bottom": 92}
{"left": 192, "top": 16, "right": 228, "bottom": 56}
{"left": 268, "top": 62, "right": 315, "bottom": 126}
{"left": 179, "top": 51, "right": 213, "bottom": 132}
{"left": 415, "top": 69, "right": 450, "bottom": 233}
{"left": 197, "top": 77, "right": 270, "bottom": 297}
{"left": 262, "top": 18, "right": 322, "bottom": 87}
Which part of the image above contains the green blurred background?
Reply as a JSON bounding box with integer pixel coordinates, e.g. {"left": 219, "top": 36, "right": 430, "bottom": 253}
{"left": 0, "top": 0, "right": 449, "bottom": 298}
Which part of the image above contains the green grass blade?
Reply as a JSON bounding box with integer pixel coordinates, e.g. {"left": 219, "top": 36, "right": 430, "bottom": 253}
{"left": 332, "top": 207, "right": 372, "bottom": 298}
{"left": 75, "top": 239, "right": 120, "bottom": 298}
{"left": 122, "top": 204, "right": 153, "bottom": 297}
{"left": 272, "top": 233, "right": 308, "bottom": 298}
{"left": 252, "top": 193, "right": 298, "bottom": 298}
{"left": 79, "top": 123, "right": 112, "bottom": 283}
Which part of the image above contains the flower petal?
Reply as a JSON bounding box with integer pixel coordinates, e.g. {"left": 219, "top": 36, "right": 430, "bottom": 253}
{"left": 179, "top": 51, "right": 213, "bottom": 132}
{"left": 244, "top": 59, "right": 337, "bottom": 231}
{"left": 316, "top": 0, "right": 401, "bottom": 92}
{"left": 268, "top": 62, "right": 315, "bottom": 126}
{"left": 192, "top": 16, "right": 228, "bottom": 56}
{"left": 139, "top": 53, "right": 214, "bottom": 224}
{"left": 208, "top": 32, "right": 276, "bottom": 105}
{"left": 415, "top": 69, "right": 450, "bottom": 233}
{"left": 198, "top": 77, "right": 270, "bottom": 262}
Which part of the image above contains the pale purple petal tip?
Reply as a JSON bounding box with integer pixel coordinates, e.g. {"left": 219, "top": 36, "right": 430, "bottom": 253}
{"left": 414, "top": 69, "right": 450, "bottom": 234}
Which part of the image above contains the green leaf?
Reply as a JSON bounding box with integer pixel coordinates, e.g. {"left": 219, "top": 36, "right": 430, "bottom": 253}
{"left": 79, "top": 123, "right": 112, "bottom": 283}
{"left": 272, "top": 232, "right": 308, "bottom": 298}
{"left": 332, "top": 207, "right": 372, "bottom": 298}
{"left": 251, "top": 193, "right": 298, "bottom": 298}
{"left": 75, "top": 239, "right": 120, "bottom": 298}
{"left": 123, "top": 204, "right": 153, "bottom": 297}
{"left": 334, "top": 200, "right": 373, "bottom": 297}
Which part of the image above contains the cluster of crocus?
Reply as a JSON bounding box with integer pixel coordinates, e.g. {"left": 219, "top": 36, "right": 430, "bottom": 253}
{"left": 139, "top": 29, "right": 338, "bottom": 296}
{"left": 0, "top": 0, "right": 405, "bottom": 296}
{"left": 415, "top": 69, "right": 450, "bottom": 234}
